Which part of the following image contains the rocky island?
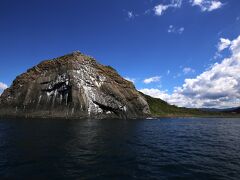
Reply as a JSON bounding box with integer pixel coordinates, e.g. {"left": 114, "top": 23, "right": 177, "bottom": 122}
{"left": 0, "top": 51, "right": 150, "bottom": 119}
{"left": 0, "top": 51, "right": 239, "bottom": 119}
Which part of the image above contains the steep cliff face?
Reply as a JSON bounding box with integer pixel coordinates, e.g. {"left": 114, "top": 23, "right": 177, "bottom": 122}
{"left": 0, "top": 51, "right": 150, "bottom": 119}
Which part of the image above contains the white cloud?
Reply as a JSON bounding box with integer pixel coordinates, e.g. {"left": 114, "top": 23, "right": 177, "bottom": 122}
{"left": 218, "top": 38, "right": 231, "bottom": 52}
{"left": 140, "top": 35, "right": 240, "bottom": 109}
{"left": 168, "top": 25, "right": 185, "bottom": 34}
{"left": 213, "top": 51, "right": 222, "bottom": 60}
{"left": 192, "top": 0, "right": 204, "bottom": 6}
{"left": 168, "top": 25, "right": 174, "bottom": 33}
{"left": 127, "top": 11, "right": 134, "bottom": 19}
{"left": 154, "top": 0, "right": 182, "bottom": 16}
{"left": 129, "top": 0, "right": 223, "bottom": 20}
{"left": 208, "top": 1, "right": 222, "bottom": 11}
{"left": 0, "top": 82, "right": 8, "bottom": 94}
{"left": 230, "top": 35, "right": 240, "bottom": 55}
{"left": 167, "top": 70, "right": 170, "bottom": 75}
{"left": 183, "top": 67, "right": 195, "bottom": 74}
{"left": 154, "top": 4, "right": 169, "bottom": 16}
{"left": 143, "top": 76, "right": 161, "bottom": 84}
{"left": 124, "top": 77, "right": 135, "bottom": 83}
{"left": 171, "top": 0, "right": 183, "bottom": 8}
{"left": 191, "top": 0, "right": 223, "bottom": 12}
{"left": 126, "top": 0, "right": 222, "bottom": 19}
{"left": 0, "top": 82, "right": 7, "bottom": 90}
{"left": 140, "top": 88, "right": 171, "bottom": 100}
{"left": 178, "top": 27, "right": 185, "bottom": 34}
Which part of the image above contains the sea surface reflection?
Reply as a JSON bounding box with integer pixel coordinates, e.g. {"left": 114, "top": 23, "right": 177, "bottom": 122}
{"left": 0, "top": 118, "right": 239, "bottom": 179}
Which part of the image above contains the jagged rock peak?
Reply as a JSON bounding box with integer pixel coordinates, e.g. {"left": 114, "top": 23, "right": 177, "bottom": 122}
{"left": 0, "top": 51, "right": 150, "bottom": 119}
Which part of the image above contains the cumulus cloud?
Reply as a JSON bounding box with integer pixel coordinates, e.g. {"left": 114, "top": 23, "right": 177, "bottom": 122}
{"left": 154, "top": 0, "right": 182, "bottom": 16}
{"left": 230, "top": 35, "right": 240, "bottom": 55}
{"left": 208, "top": 1, "right": 222, "bottom": 11}
{"left": 0, "top": 82, "right": 8, "bottom": 94}
{"left": 191, "top": 0, "right": 223, "bottom": 12}
{"left": 0, "top": 82, "right": 8, "bottom": 90}
{"left": 124, "top": 77, "right": 135, "bottom": 83}
{"left": 168, "top": 25, "right": 185, "bottom": 34}
{"left": 218, "top": 38, "right": 231, "bottom": 52}
{"left": 143, "top": 76, "right": 161, "bottom": 84}
{"left": 140, "top": 35, "right": 240, "bottom": 109}
{"left": 154, "top": 4, "right": 169, "bottom": 16}
{"left": 140, "top": 88, "right": 170, "bottom": 100}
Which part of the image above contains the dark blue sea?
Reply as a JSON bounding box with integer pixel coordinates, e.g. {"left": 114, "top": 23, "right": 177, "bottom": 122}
{"left": 0, "top": 118, "right": 240, "bottom": 179}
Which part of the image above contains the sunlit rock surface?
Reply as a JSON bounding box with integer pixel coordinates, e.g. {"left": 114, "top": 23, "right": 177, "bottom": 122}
{"left": 0, "top": 51, "right": 150, "bottom": 119}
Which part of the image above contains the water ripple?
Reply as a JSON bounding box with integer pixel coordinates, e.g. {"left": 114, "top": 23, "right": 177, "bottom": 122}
{"left": 0, "top": 118, "right": 239, "bottom": 179}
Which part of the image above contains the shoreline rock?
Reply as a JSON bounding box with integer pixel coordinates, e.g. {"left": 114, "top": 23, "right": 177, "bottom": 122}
{"left": 0, "top": 51, "right": 150, "bottom": 119}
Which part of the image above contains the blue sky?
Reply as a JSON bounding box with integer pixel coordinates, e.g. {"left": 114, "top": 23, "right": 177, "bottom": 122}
{"left": 0, "top": 0, "right": 240, "bottom": 108}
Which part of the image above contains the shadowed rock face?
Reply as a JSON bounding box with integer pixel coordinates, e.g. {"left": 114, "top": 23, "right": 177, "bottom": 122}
{"left": 0, "top": 51, "right": 150, "bottom": 119}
